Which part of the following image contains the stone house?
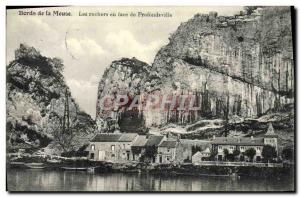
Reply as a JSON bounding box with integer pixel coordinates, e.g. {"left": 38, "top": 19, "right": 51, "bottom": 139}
{"left": 177, "top": 139, "right": 211, "bottom": 163}
{"left": 211, "top": 123, "right": 278, "bottom": 162}
{"left": 155, "top": 137, "right": 211, "bottom": 164}
{"left": 156, "top": 140, "right": 178, "bottom": 164}
{"left": 88, "top": 133, "right": 138, "bottom": 162}
{"left": 192, "top": 147, "right": 211, "bottom": 164}
{"left": 142, "top": 135, "right": 165, "bottom": 163}
{"left": 212, "top": 136, "right": 264, "bottom": 161}
{"left": 131, "top": 135, "right": 148, "bottom": 161}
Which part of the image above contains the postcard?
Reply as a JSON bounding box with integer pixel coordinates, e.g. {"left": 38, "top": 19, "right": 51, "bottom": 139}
{"left": 6, "top": 6, "right": 295, "bottom": 192}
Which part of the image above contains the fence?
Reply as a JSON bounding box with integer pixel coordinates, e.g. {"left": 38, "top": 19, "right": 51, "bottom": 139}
{"left": 194, "top": 161, "right": 283, "bottom": 167}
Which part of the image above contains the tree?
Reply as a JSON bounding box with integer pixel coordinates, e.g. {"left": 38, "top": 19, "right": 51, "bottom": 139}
{"left": 262, "top": 145, "right": 277, "bottom": 162}
{"left": 240, "top": 152, "right": 246, "bottom": 161}
{"left": 245, "top": 148, "right": 256, "bottom": 162}
{"left": 192, "top": 146, "right": 203, "bottom": 155}
{"left": 233, "top": 149, "right": 241, "bottom": 161}
{"left": 223, "top": 148, "right": 229, "bottom": 161}
{"left": 282, "top": 148, "right": 294, "bottom": 161}
{"left": 227, "top": 154, "right": 234, "bottom": 162}
{"left": 140, "top": 146, "right": 157, "bottom": 163}
{"left": 209, "top": 148, "right": 218, "bottom": 161}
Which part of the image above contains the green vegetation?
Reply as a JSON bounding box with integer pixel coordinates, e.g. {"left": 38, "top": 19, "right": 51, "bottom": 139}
{"left": 223, "top": 148, "right": 229, "bottom": 161}
{"left": 262, "top": 145, "right": 277, "bottom": 162}
{"left": 192, "top": 146, "right": 203, "bottom": 155}
{"left": 282, "top": 147, "right": 294, "bottom": 161}
{"left": 245, "top": 148, "right": 256, "bottom": 162}
{"left": 140, "top": 146, "right": 157, "bottom": 163}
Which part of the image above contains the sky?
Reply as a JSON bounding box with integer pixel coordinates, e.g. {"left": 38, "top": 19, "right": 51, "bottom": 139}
{"left": 6, "top": 6, "right": 243, "bottom": 118}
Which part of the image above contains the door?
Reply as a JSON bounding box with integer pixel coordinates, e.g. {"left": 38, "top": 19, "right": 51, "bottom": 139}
{"left": 240, "top": 155, "right": 245, "bottom": 161}
{"left": 256, "top": 156, "right": 261, "bottom": 162}
{"left": 98, "top": 150, "right": 105, "bottom": 161}
{"left": 90, "top": 153, "right": 95, "bottom": 160}
{"left": 218, "top": 155, "right": 222, "bottom": 161}
{"left": 159, "top": 155, "right": 162, "bottom": 163}
{"left": 126, "top": 151, "right": 130, "bottom": 160}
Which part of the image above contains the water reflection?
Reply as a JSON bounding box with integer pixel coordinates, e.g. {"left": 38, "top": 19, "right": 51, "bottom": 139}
{"left": 7, "top": 169, "right": 294, "bottom": 192}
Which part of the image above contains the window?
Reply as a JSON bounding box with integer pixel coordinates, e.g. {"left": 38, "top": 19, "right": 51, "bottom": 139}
{"left": 91, "top": 144, "right": 95, "bottom": 151}
{"left": 166, "top": 157, "right": 170, "bottom": 161}
{"left": 111, "top": 145, "right": 115, "bottom": 151}
{"left": 123, "top": 144, "right": 126, "bottom": 149}
{"left": 240, "top": 146, "right": 244, "bottom": 150}
{"left": 167, "top": 148, "right": 170, "bottom": 152}
{"left": 219, "top": 146, "right": 222, "bottom": 150}
{"left": 90, "top": 153, "right": 94, "bottom": 159}
{"left": 230, "top": 146, "right": 234, "bottom": 150}
{"left": 257, "top": 147, "right": 261, "bottom": 151}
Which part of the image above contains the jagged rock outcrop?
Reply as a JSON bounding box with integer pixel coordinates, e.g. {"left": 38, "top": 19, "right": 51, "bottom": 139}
{"left": 96, "top": 7, "right": 294, "bottom": 135}
{"left": 7, "top": 44, "right": 97, "bottom": 153}
{"left": 96, "top": 58, "right": 150, "bottom": 134}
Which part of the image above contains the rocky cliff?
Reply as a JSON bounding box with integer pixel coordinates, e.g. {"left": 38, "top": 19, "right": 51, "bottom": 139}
{"left": 96, "top": 58, "right": 150, "bottom": 134}
{"left": 7, "top": 44, "right": 97, "bottom": 153}
{"left": 95, "top": 7, "right": 294, "bottom": 138}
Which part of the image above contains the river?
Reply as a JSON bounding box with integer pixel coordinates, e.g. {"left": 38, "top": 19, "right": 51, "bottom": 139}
{"left": 7, "top": 169, "right": 294, "bottom": 192}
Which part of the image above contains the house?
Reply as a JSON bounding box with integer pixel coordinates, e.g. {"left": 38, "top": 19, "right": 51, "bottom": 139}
{"left": 178, "top": 139, "right": 211, "bottom": 163}
{"left": 156, "top": 140, "right": 178, "bottom": 164}
{"left": 211, "top": 123, "right": 278, "bottom": 162}
{"left": 192, "top": 147, "right": 211, "bottom": 163}
{"left": 263, "top": 123, "right": 278, "bottom": 151}
{"left": 118, "top": 133, "right": 139, "bottom": 161}
{"left": 154, "top": 136, "right": 211, "bottom": 164}
{"left": 88, "top": 133, "right": 138, "bottom": 162}
{"left": 142, "top": 135, "right": 165, "bottom": 163}
{"left": 131, "top": 135, "right": 148, "bottom": 161}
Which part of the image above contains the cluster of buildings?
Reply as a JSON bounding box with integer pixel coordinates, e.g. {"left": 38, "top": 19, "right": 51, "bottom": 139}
{"left": 88, "top": 123, "right": 278, "bottom": 164}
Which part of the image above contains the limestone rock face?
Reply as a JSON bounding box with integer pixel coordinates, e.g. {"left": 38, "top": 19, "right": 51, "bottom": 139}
{"left": 96, "top": 7, "right": 294, "bottom": 135}
{"left": 7, "top": 44, "right": 97, "bottom": 153}
{"left": 96, "top": 58, "right": 150, "bottom": 133}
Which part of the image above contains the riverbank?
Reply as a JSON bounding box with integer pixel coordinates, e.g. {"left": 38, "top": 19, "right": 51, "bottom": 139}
{"left": 7, "top": 155, "right": 294, "bottom": 179}
{"left": 148, "top": 163, "right": 294, "bottom": 179}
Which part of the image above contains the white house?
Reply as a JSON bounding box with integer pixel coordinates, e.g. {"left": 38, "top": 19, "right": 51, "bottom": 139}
{"left": 192, "top": 147, "right": 211, "bottom": 163}
{"left": 88, "top": 133, "right": 139, "bottom": 162}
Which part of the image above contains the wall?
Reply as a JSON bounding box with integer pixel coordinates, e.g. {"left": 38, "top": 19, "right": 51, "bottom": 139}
{"left": 88, "top": 141, "right": 135, "bottom": 162}
{"left": 156, "top": 147, "right": 176, "bottom": 164}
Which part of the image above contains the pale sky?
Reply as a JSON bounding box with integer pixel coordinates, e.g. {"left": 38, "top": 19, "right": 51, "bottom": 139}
{"left": 6, "top": 6, "right": 243, "bottom": 118}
